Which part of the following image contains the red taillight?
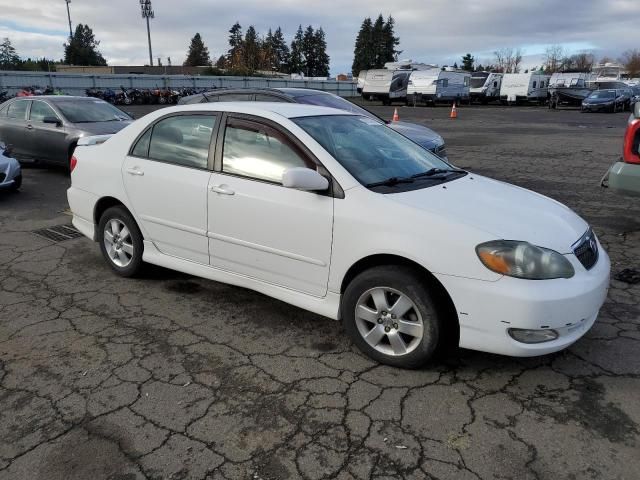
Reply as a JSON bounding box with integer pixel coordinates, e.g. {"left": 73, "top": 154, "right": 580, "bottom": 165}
{"left": 70, "top": 155, "right": 78, "bottom": 172}
{"left": 623, "top": 118, "right": 640, "bottom": 164}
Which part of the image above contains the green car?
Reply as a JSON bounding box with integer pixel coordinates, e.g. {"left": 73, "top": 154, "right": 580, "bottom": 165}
{"left": 602, "top": 102, "right": 640, "bottom": 196}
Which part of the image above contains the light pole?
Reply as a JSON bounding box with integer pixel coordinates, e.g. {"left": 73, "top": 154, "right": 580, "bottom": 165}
{"left": 65, "top": 0, "right": 73, "bottom": 38}
{"left": 140, "top": 0, "right": 154, "bottom": 66}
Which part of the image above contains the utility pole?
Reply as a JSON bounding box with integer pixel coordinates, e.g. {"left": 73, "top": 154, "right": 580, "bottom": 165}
{"left": 65, "top": 0, "right": 73, "bottom": 38}
{"left": 140, "top": 0, "right": 155, "bottom": 66}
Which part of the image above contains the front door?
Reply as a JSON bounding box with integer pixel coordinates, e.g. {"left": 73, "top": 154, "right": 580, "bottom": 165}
{"left": 207, "top": 116, "right": 334, "bottom": 297}
{"left": 122, "top": 113, "right": 217, "bottom": 264}
{"left": 28, "top": 100, "right": 68, "bottom": 164}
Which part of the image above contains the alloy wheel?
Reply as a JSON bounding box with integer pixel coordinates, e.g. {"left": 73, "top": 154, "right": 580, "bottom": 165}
{"left": 354, "top": 287, "right": 424, "bottom": 356}
{"left": 103, "top": 219, "right": 134, "bottom": 268}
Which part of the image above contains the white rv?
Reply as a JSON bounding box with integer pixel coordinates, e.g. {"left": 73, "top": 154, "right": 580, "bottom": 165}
{"left": 499, "top": 72, "right": 550, "bottom": 104}
{"left": 362, "top": 69, "right": 412, "bottom": 105}
{"left": 469, "top": 72, "right": 503, "bottom": 103}
{"left": 407, "top": 69, "right": 471, "bottom": 105}
{"left": 356, "top": 70, "right": 367, "bottom": 94}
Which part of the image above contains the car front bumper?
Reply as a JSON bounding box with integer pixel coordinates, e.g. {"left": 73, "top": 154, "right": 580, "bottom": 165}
{"left": 601, "top": 161, "right": 640, "bottom": 197}
{"left": 0, "top": 158, "right": 21, "bottom": 189}
{"left": 436, "top": 245, "right": 610, "bottom": 357}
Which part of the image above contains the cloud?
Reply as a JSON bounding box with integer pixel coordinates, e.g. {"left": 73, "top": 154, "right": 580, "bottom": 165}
{"left": 1, "top": 0, "right": 639, "bottom": 73}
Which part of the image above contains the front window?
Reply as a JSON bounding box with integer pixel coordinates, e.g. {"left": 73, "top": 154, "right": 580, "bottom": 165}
{"left": 54, "top": 100, "right": 131, "bottom": 123}
{"left": 293, "top": 115, "right": 458, "bottom": 189}
{"left": 470, "top": 75, "right": 488, "bottom": 88}
{"left": 30, "top": 101, "right": 59, "bottom": 122}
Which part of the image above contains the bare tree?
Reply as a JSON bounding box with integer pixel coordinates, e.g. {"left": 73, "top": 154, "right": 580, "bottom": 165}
{"left": 494, "top": 47, "right": 523, "bottom": 73}
{"left": 621, "top": 49, "right": 640, "bottom": 78}
{"left": 544, "top": 44, "right": 564, "bottom": 73}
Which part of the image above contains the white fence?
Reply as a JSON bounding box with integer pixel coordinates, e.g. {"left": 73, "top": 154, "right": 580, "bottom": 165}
{"left": 0, "top": 71, "right": 357, "bottom": 97}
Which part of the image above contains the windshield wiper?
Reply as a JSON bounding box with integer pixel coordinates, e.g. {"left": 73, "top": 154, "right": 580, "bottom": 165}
{"left": 411, "top": 168, "right": 466, "bottom": 179}
{"left": 365, "top": 176, "right": 414, "bottom": 188}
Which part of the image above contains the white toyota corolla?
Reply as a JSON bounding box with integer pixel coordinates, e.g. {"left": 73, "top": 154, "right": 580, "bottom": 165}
{"left": 67, "top": 103, "right": 610, "bottom": 368}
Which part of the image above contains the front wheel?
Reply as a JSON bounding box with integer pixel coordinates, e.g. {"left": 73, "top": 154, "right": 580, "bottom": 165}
{"left": 342, "top": 266, "right": 442, "bottom": 368}
{"left": 98, "top": 206, "right": 144, "bottom": 277}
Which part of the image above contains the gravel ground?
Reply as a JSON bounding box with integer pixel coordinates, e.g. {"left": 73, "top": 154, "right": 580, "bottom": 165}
{"left": 0, "top": 103, "right": 638, "bottom": 480}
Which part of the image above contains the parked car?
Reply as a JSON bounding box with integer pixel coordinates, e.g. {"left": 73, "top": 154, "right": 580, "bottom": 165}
{"left": 0, "top": 141, "right": 21, "bottom": 191}
{"left": 0, "top": 96, "right": 133, "bottom": 166}
{"left": 582, "top": 89, "right": 627, "bottom": 112}
{"left": 179, "top": 88, "right": 448, "bottom": 159}
{"left": 67, "top": 103, "right": 610, "bottom": 368}
{"left": 601, "top": 102, "right": 640, "bottom": 196}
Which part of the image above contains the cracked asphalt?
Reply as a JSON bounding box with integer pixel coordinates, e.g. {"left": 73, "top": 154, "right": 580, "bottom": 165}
{"left": 1, "top": 103, "right": 639, "bottom": 480}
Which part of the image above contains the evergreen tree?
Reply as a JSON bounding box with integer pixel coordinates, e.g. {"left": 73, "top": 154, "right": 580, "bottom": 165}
{"left": 0, "top": 37, "right": 20, "bottom": 70}
{"left": 271, "top": 27, "right": 290, "bottom": 73}
{"left": 461, "top": 53, "right": 474, "bottom": 71}
{"left": 372, "top": 14, "right": 386, "bottom": 67}
{"left": 289, "top": 25, "right": 305, "bottom": 75}
{"left": 244, "top": 26, "right": 260, "bottom": 72}
{"left": 302, "top": 25, "right": 316, "bottom": 76}
{"left": 313, "top": 27, "right": 330, "bottom": 77}
{"left": 215, "top": 55, "right": 227, "bottom": 69}
{"left": 227, "top": 22, "right": 244, "bottom": 69}
{"left": 63, "top": 24, "right": 107, "bottom": 66}
{"left": 381, "top": 16, "right": 400, "bottom": 64}
{"left": 352, "top": 18, "right": 374, "bottom": 75}
{"left": 453, "top": 62, "right": 459, "bottom": 69}
{"left": 184, "top": 33, "right": 211, "bottom": 66}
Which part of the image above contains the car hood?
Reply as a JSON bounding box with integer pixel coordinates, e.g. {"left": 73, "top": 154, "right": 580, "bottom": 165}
{"left": 387, "top": 174, "right": 588, "bottom": 253}
{"left": 75, "top": 121, "right": 133, "bottom": 135}
{"left": 388, "top": 121, "right": 444, "bottom": 149}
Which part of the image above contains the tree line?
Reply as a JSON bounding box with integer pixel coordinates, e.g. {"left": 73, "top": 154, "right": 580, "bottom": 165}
{"left": 351, "top": 15, "right": 400, "bottom": 75}
{"left": 184, "top": 23, "right": 330, "bottom": 77}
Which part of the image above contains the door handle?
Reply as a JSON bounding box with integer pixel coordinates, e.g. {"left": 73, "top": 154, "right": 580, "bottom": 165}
{"left": 126, "top": 168, "right": 144, "bottom": 176}
{"left": 210, "top": 185, "right": 235, "bottom": 195}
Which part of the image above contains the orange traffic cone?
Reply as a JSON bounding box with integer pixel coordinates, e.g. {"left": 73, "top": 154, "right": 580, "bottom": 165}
{"left": 450, "top": 103, "right": 458, "bottom": 119}
{"left": 392, "top": 108, "right": 400, "bottom": 122}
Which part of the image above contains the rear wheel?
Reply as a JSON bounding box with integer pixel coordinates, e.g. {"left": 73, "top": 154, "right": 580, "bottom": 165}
{"left": 98, "top": 206, "right": 144, "bottom": 277}
{"left": 342, "top": 266, "right": 442, "bottom": 368}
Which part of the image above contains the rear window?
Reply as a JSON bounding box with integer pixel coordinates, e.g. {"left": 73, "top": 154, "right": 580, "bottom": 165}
{"left": 7, "top": 100, "right": 29, "bottom": 120}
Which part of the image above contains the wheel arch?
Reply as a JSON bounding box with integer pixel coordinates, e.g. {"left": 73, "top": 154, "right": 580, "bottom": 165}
{"left": 340, "top": 253, "right": 460, "bottom": 348}
{"left": 94, "top": 196, "right": 134, "bottom": 229}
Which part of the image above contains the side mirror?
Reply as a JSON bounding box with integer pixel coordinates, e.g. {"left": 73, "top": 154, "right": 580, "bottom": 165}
{"left": 282, "top": 167, "right": 329, "bottom": 192}
{"left": 43, "top": 116, "right": 62, "bottom": 127}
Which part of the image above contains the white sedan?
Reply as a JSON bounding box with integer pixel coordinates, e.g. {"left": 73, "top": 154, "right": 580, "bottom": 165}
{"left": 67, "top": 103, "right": 610, "bottom": 368}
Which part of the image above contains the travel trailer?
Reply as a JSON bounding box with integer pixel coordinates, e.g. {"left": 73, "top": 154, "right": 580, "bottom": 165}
{"left": 407, "top": 68, "right": 471, "bottom": 105}
{"left": 469, "top": 72, "right": 503, "bottom": 103}
{"left": 362, "top": 69, "right": 412, "bottom": 105}
{"left": 499, "top": 72, "right": 550, "bottom": 104}
{"left": 548, "top": 72, "right": 595, "bottom": 107}
{"left": 357, "top": 70, "right": 367, "bottom": 94}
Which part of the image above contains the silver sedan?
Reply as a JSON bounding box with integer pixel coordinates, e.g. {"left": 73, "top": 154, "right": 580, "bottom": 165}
{"left": 0, "top": 142, "right": 21, "bottom": 191}
{"left": 0, "top": 96, "right": 133, "bottom": 167}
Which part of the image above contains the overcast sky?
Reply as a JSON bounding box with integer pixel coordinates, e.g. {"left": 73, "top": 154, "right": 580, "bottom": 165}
{"left": 1, "top": 0, "right": 638, "bottom": 74}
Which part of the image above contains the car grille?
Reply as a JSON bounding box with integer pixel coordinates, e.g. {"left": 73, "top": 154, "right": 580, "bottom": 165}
{"left": 573, "top": 228, "right": 599, "bottom": 270}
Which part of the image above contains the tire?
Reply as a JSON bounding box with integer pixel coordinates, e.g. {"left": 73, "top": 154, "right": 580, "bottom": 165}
{"left": 342, "top": 265, "right": 442, "bottom": 368}
{"left": 98, "top": 206, "right": 144, "bottom": 277}
{"left": 10, "top": 174, "right": 21, "bottom": 191}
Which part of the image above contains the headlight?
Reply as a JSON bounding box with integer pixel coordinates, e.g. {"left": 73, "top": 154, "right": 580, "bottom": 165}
{"left": 476, "top": 240, "right": 574, "bottom": 280}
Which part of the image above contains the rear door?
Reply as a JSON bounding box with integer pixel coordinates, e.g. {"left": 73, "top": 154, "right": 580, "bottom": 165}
{"left": 0, "top": 100, "right": 30, "bottom": 158}
{"left": 122, "top": 113, "right": 217, "bottom": 264}
{"left": 28, "top": 100, "right": 68, "bottom": 164}
{"left": 207, "top": 115, "right": 334, "bottom": 296}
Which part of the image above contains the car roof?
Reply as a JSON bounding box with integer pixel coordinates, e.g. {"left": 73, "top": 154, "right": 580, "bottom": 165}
{"left": 167, "top": 101, "right": 357, "bottom": 119}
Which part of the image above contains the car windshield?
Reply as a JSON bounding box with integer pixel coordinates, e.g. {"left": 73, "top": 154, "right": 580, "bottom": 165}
{"left": 589, "top": 90, "right": 615, "bottom": 99}
{"left": 293, "top": 114, "right": 456, "bottom": 188}
{"left": 295, "top": 94, "right": 379, "bottom": 121}
{"left": 55, "top": 100, "right": 131, "bottom": 123}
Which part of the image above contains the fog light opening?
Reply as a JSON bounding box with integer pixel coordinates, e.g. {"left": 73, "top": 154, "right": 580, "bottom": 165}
{"left": 508, "top": 328, "right": 559, "bottom": 344}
